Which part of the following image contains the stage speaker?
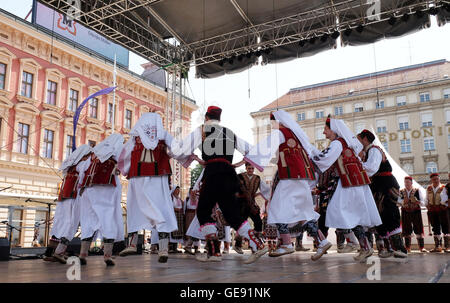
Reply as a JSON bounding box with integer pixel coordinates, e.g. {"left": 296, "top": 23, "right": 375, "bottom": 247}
{"left": 0, "top": 238, "right": 10, "bottom": 261}
{"left": 136, "top": 234, "right": 144, "bottom": 255}
{"left": 66, "top": 237, "right": 81, "bottom": 256}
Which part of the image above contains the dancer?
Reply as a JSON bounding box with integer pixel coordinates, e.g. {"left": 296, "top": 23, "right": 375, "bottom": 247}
{"left": 245, "top": 110, "right": 331, "bottom": 261}
{"left": 425, "top": 173, "right": 449, "bottom": 253}
{"left": 169, "top": 186, "right": 184, "bottom": 253}
{"left": 78, "top": 133, "right": 124, "bottom": 266}
{"left": 297, "top": 116, "right": 381, "bottom": 262}
{"left": 357, "top": 129, "right": 407, "bottom": 258}
{"left": 183, "top": 187, "right": 201, "bottom": 254}
{"left": 233, "top": 162, "right": 270, "bottom": 254}
{"left": 399, "top": 176, "right": 427, "bottom": 253}
{"left": 441, "top": 172, "right": 450, "bottom": 253}
{"left": 172, "top": 106, "right": 267, "bottom": 264}
{"left": 52, "top": 144, "right": 92, "bottom": 264}
{"left": 118, "top": 112, "right": 190, "bottom": 263}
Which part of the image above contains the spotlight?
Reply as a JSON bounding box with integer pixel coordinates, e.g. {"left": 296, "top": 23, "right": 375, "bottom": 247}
{"left": 428, "top": 7, "right": 439, "bottom": 15}
{"left": 320, "top": 34, "right": 329, "bottom": 42}
{"left": 308, "top": 37, "right": 317, "bottom": 44}
{"left": 356, "top": 24, "right": 364, "bottom": 33}
{"left": 415, "top": 9, "right": 424, "bottom": 18}
{"left": 299, "top": 40, "right": 306, "bottom": 47}
{"left": 401, "top": 13, "right": 410, "bottom": 22}
{"left": 331, "top": 31, "right": 340, "bottom": 40}
{"left": 344, "top": 28, "right": 352, "bottom": 36}
{"left": 388, "top": 15, "right": 397, "bottom": 25}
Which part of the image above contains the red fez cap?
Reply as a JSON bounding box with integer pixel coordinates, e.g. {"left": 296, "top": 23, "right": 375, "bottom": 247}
{"left": 404, "top": 176, "right": 413, "bottom": 181}
{"left": 326, "top": 114, "right": 331, "bottom": 127}
{"left": 430, "top": 173, "right": 439, "bottom": 178}
{"left": 206, "top": 106, "right": 222, "bottom": 120}
{"left": 358, "top": 129, "right": 375, "bottom": 143}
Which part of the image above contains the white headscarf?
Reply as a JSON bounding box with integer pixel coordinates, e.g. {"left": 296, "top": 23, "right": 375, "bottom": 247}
{"left": 330, "top": 118, "right": 363, "bottom": 155}
{"left": 273, "top": 110, "right": 315, "bottom": 155}
{"left": 130, "top": 112, "right": 164, "bottom": 150}
{"left": 118, "top": 113, "right": 165, "bottom": 175}
{"left": 60, "top": 144, "right": 92, "bottom": 173}
{"left": 93, "top": 133, "right": 124, "bottom": 163}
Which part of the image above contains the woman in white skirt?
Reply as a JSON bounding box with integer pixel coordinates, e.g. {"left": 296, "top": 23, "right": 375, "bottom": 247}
{"left": 78, "top": 134, "right": 125, "bottom": 266}
{"left": 51, "top": 144, "right": 92, "bottom": 264}
{"left": 297, "top": 116, "right": 382, "bottom": 262}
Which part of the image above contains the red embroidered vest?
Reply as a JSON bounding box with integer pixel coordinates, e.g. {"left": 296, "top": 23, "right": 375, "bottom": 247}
{"left": 334, "top": 138, "right": 371, "bottom": 188}
{"left": 80, "top": 157, "right": 117, "bottom": 188}
{"left": 58, "top": 165, "right": 79, "bottom": 201}
{"left": 277, "top": 127, "right": 315, "bottom": 180}
{"left": 128, "top": 140, "right": 171, "bottom": 178}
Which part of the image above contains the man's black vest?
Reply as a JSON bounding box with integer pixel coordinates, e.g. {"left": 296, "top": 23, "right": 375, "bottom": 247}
{"left": 200, "top": 124, "right": 236, "bottom": 163}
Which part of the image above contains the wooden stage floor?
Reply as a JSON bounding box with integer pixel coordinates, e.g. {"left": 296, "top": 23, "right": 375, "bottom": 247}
{"left": 1, "top": 250, "right": 449, "bottom": 283}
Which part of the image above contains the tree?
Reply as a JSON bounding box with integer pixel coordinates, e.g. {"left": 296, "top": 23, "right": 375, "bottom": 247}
{"left": 190, "top": 164, "right": 203, "bottom": 188}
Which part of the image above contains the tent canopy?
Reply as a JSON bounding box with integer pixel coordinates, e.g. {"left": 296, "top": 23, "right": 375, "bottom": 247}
{"left": 38, "top": 0, "right": 449, "bottom": 78}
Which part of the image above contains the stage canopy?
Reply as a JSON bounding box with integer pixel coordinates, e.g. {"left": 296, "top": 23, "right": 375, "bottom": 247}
{"left": 38, "top": 1, "right": 449, "bottom": 78}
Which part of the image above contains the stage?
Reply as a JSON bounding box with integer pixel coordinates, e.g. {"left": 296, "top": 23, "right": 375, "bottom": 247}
{"left": 1, "top": 250, "right": 449, "bottom": 283}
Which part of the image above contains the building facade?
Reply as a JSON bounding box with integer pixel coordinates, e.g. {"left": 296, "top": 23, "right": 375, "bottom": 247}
{"left": 251, "top": 59, "right": 450, "bottom": 187}
{"left": 0, "top": 10, "right": 197, "bottom": 248}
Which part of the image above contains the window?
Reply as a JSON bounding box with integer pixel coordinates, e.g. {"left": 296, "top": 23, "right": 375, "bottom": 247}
{"left": 66, "top": 135, "right": 73, "bottom": 158}
{"left": 297, "top": 112, "right": 305, "bottom": 121}
{"left": 400, "top": 139, "right": 411, "bottom": 153}
{"left": 125, "top": 109, "right": 132, "bottom": 129}
{"left": 334, "top": 106, "right": 343, "bottom": 116}
{"left": 396, "top": 95, "right": 406, "bottom": 106}
{"left": 21, "top": 71, "right": 33, "bottom": 98}
{"left": 402, "top": 163, "right": 414, "bottom": 175}
{"left": 46, "top": 80, "right": 57, "bottom": 105}
{"left": 10, "top": 209, "right": 23, "bottom": 247}
{"left": 376, "top": 120, "right": 387, "bottom": 133}
{"left": 421, "top": 113, "right": 433, "bottom": 127}
{"left": 382, "top": 141, "right": 389, "bottom": 152}
{"left": 34, "top": 211, "right": 47, "bottom": 246}
{"left": 69, "top": 89, "right": 79, "bottom": 111}
{"left": 424, "top": 137, "right": 435, "bottom": 151}
{"left": 398, "top": 116, "right": 409, "bottom": 130}
{"left": 108, "top": 103, "right": 117, "bottom": 123}
{"left": 315, "top": 128, "right": 325, "bottom": 140}
{"left": 89, "top": 98, "right": 98, "bottom": 119}
{"left": 375, "top": 100, "right": 385, "bottom": 109}
{"left": 0, "top": 63, "right": 6, "bottom": 90}
{"left": 426, "top": 162, "right": 437, "bottom": 174}
{"left": 17, "top": 123, "right": 29, "bottom": 154}
{"left": 355, "top": 122, "right": 365, "bottom": 134}
{"left": 419, "top": 92, "right": 430, "bottom": 103}
{"left": 315, "top": 110, "right": 324, "bottom": 119}
{"left": 42, "top": 129, "right": 54, "bottom": 158}
{"left": 354, "top": 103, "right": 364, "bottom": 112}
{"left": 446, "top": 110, "right": 450, "bottom": 124}
{"left": 88, "top": 140, "right": 96, "bottom": 147}
{"left": 444, "top": 88, "right": 450, "bottom": 99}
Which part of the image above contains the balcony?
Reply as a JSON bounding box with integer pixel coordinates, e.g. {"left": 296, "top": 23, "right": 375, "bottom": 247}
{"left": 16, "top": 94, "right": 39, "bottom": 105}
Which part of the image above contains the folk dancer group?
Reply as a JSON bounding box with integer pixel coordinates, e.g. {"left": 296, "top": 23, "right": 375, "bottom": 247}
{"left": 45, "top": 106, "right": 450, "bottom": 267}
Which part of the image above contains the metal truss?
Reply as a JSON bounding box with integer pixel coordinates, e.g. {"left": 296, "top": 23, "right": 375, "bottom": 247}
{"left": 39, "top": 0, "right": 182, "bottom": 66}
{"left": 38, "top": 0, "right": 445, "bottom": 68}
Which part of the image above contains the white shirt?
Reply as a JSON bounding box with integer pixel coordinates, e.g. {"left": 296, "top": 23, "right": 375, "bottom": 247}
{"left": 362, "top": 145, "right": 382, "bottom": 177}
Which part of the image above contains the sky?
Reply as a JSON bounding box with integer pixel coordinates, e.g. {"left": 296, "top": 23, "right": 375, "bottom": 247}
{"left": 2, "top": 0, "right": 450, "bottom": 145}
